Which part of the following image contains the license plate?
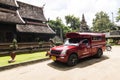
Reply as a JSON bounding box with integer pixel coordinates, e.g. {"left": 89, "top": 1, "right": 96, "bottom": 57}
{"left": 51, "top": 56, "right": 56, "bottom": 61}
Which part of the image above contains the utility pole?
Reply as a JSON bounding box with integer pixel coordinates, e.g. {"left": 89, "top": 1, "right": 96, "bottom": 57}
{"left": 111, "top": 12, "right": 114, "bottom": 23}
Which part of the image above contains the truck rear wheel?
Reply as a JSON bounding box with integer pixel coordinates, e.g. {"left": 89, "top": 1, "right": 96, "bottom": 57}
{"left": 95, "top": 49, "right": 103, "bottom": 58}
{"left": 67, "top": 54, "right": 78, "bottom": 66}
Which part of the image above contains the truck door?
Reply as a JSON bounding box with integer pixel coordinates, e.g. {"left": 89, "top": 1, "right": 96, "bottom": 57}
{"left": 79, "top": 39, "right": 91, "bottom": 57}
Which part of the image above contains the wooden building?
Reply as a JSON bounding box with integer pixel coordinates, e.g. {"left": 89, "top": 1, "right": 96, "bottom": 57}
{"left": 0, "top": 0, "right": 24, "bottom": 43}
{"left": 16, "top": 1, "right": 55, "bottom": 42}
{"left": 0, "top": 0, "right": 55, "bottom": 43}
{"left": 105, "top": 30, "right": 120, "bottom": 44}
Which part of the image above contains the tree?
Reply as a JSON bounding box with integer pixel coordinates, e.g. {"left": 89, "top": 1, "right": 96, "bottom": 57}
{"left": 65, "top": 15, "right": 80, "bottom": 30}
{"left": 116, "top": 8, "right": 120, "bottom": 22}
{"left": 113, "top": 8, "right": 120, "bottom": 31}
{"left": 92, "top": 11, "right": 113, "bottom": 32}
{"left": 48, "top": 17, "right": 72, "bottom": 40}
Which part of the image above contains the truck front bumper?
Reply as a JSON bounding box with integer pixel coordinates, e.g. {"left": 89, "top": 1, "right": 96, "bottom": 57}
{"left": 50, "top": 55, "right": 68, "bottom": 63}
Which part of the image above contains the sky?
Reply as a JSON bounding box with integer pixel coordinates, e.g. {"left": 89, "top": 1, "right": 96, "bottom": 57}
{"left": 17, "top": 0, "right": 120, "bottom": 27}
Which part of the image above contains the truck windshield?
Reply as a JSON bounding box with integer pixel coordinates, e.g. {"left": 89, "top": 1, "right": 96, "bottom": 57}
{"left": 64, "top": 38, "right": 81, "bottom": 46}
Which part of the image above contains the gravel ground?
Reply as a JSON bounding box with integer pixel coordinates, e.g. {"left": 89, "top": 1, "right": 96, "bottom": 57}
{"left": 0, "top": 46, "right": 120, "bottom": 80}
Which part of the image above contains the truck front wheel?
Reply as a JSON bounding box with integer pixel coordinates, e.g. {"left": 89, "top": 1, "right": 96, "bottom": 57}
{"left": 67, "top": 54, "right": 78, "bottom": 66}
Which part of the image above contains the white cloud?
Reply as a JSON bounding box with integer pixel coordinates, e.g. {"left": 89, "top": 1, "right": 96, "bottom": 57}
{"left": 17, "top": 0, "right": 120, "bottom": 26}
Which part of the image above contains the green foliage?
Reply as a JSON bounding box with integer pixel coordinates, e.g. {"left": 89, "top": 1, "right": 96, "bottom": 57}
{"left": 48, "top": 15, "right": 81, "bottom": 40}
{"left": 92, "top": 11, "right": 113, "bottom": 32}
{"left": 55, "top": 42, "right": 63, "bottom": 46}
{"left": 110, "top": 25, "right": 120, "bottom": 30}
{"left": 116, "top": 8, "right": 120, "bottom": 22}
{"left": 65, "top": 15, "right": 80, "bottom": 30}
{"left": 10, "top": 38, "right": 18, "bottom": 50}
{"left": 48, "top": 17, "right": 72, "bottom": 39}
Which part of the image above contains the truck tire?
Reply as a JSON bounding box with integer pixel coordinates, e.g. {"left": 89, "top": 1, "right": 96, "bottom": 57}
{"left": 67, "top": 54, "right": 78, "bottom": 66}
{"left": 95, "top": 49, "right": 103, "bottom": 58}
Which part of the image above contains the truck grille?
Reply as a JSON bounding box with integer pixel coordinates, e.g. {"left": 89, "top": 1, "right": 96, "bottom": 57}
{"left": 51, "top": 50, "right": 61, "bottom": 55}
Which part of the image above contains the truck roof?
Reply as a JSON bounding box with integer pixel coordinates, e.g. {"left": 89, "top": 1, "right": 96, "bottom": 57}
{"left": 66, "top": 32, "right": 105, "bottom": 38}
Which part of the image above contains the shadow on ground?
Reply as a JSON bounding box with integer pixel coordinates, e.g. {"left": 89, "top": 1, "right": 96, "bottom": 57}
{"left": 47, "top": 55, "right": 109, "bottom": 71}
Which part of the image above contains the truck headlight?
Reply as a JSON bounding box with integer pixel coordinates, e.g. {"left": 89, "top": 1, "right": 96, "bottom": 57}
{"left": 61, "top": 49, "right": 68, "bottom": 56}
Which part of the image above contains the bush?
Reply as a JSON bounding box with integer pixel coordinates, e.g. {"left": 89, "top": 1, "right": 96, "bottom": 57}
{"left": 55, "top": 42, "right": 63, "bottom": 46}
{"left": 9, "top": 38, "right": 18, "bottom": 50}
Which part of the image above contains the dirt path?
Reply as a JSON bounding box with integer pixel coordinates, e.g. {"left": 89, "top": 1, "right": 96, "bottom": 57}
{"left": 0, "top": 46, "right": 120, "bottom": 80}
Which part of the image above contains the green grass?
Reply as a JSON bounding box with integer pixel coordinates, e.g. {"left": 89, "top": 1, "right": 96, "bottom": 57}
{"left": 0, "top": 51, "right": 48, "bottom": 67}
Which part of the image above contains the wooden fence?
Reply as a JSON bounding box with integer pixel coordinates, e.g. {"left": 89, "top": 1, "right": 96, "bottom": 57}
{"left": 0, "top": 42, "right": 51, "bottom": 54}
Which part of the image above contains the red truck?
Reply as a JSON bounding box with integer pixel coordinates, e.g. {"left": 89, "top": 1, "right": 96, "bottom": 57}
{"left": 48, "top": 32, "right": 106, "bottom": 66}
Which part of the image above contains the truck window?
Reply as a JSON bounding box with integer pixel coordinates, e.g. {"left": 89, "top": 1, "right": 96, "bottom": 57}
{"left": 92, "top": 36, "right": 102, "bottom": 41}
{"left": 81, "top": 39, "right": 89, "bottom": 46}
{"left": 64, "top": 38, "right": 81, "bottom": 46}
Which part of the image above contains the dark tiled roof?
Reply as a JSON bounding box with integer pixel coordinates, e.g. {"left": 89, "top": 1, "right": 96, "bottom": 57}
{"left": 110, "top": 30, "right": 120, "bottom": 35}
{"left": 105, "top": 32, "right": 120, "bottom": 38}
{"left": 17, "top": 24, "right": 55, "bottom": 34}
{"left": 0, "top": 0, "right": 18, "bottom": 7}
{"left": 17, "top": 1, "right": 47, "bottom": 22}
{"left": 0, "top": 11, "right": 24, "bottom": 23}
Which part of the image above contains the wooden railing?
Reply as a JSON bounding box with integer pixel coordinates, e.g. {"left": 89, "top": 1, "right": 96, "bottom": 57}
{"left": 0, "top": 42, "right": 52, "bottom": 53}
{"left": 0, "top": 43, "right": 12, "bottom": 50}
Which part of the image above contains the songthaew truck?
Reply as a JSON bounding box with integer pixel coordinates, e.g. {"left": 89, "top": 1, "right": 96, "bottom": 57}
{"left": 48, "top": 32, "right": 106, "bottom": 66}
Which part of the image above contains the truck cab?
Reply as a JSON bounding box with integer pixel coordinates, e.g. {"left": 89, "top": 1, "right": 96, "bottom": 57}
{"left": 48, "top": 32, "right": 106, "bottom": 66}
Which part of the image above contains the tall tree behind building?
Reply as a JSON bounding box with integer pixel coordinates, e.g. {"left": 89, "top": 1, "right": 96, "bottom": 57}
{"left": 65, "top": 15, "right": 80, "bottom": 31}
{"left": 48, "top": 17, "right": 72, "bottom": 39}
{"left": 116, "top": 8, "right": 120, "bottom": 23}
{"left": 115, "top": 8, "right": 120, "bottom": 30}
{"left": 92, "top": 11, "right": 113, "bottom": 32}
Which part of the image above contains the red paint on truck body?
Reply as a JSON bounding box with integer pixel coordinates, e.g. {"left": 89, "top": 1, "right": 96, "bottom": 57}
{"left": 48, "top": 32, "right": 106, "bottom": 64}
